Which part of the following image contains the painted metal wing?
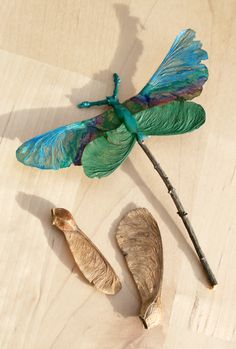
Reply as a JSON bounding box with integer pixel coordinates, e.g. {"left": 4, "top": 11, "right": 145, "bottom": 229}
{"left": 82, "top": 124, "right": 136, "bottom": 178}
{"left": 16, "top": 109, "right": 121, "bottom": 170}
{"left": 124, "top": 29, "right": 208, "bottom": 112}
{"left": 134, "top": 100, "right": 205, "bottom": 136}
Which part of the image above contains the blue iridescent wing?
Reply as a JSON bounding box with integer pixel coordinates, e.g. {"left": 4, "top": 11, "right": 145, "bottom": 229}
{"left": 124, "top": 29, "right": 208, "bottom": 111}
{"left": 82, "top": 124, "right": 136, "bottom": 178}
{"left": 134, "top": 100, "right": 205, "bottom": 136}
{"left": 16, "top": 109, "right": 121, "bottom": 170}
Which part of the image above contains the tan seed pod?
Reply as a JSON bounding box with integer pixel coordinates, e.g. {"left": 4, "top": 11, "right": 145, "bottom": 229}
{"left": 116, "top": 208, "right": 163, "bottom": 329}
{"left": 52, "top": 208, "right": 121, "bottom": 295}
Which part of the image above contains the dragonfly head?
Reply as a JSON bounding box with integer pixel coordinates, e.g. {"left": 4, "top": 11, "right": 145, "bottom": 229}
{"left": 106, "top": 95, "right": 119, "bottom": 106}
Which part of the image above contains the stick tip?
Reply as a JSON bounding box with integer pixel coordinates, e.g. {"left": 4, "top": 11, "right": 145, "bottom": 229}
{"left": 210, "top": 283, "right": 218, "bottom": 290}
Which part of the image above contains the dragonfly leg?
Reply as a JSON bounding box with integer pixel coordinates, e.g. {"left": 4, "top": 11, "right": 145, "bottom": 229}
{"left": 78, "top": 99, "right": 108, "bottom": 109}
{"left": 78, "top": 73, "right": 120, "bottom": 108}
{"left": 113, "top": 73, "right": 121, "bottom": 99}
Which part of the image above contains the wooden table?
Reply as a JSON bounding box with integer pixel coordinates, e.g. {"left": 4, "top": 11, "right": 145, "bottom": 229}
{"left": 0, "top": 1, "right": 235, "bottom": 348}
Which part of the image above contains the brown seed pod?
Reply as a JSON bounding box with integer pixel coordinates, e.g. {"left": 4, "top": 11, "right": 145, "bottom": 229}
{"left": 52, "top": 208, "right": 121, "bottom": 295}
{"left": 116, "top": 208, "right": 163, "bottom": 329}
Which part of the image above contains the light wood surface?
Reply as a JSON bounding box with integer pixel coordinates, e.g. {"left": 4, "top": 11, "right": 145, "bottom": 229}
{"left": 0, "top": 1, "right": 236, "bottom": 348}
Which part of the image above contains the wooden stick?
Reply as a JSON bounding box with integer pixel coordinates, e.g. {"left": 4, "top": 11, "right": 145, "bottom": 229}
{"left": 138, "top": 140, "right": 217, "bottom": 288}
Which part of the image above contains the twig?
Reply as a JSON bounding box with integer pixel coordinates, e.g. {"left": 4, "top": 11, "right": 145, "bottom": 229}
{"left": 138, "top": 140, "right": 217, "bottom": 288}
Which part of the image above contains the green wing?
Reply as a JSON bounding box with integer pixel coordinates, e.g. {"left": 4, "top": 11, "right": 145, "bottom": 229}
{"left": 82, "top": 101, "right": 205, "bottom": 178}
{"left": 134, "top": 101, "right": 205, "bottom": 136}
{"left": 82, "top": 124, "right": 136, "bottom": 178}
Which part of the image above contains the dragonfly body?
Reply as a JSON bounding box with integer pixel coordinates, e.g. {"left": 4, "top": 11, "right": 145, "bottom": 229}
{"left": 111, "top": 102, "right": 145, "bottom": 142}
{"left": 79, "top": 75, "right": 145, "bottom": 142}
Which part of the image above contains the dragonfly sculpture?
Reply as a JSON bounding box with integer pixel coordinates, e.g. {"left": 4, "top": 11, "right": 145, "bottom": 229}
{"left": 16, "top": 29, "right": 217, "bottom": 287}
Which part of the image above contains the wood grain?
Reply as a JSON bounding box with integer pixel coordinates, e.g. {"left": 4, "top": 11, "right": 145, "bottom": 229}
{"left": 0, "top": 0, "right": 236, "bottom": 348}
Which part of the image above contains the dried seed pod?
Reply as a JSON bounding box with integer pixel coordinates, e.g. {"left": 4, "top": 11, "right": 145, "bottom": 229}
{"left": 52, "top": 208, "right": 121, "bottom": 295}
{"left": 116, "top": 208, "right": 163, "bottom": 329}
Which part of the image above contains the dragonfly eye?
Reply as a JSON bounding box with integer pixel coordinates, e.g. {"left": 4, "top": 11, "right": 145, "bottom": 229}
{"left": 106, "top": 96, "right": 118, "bottom": 106}
{"left": 106, "top": 96, "right": 112, "bottom": 105}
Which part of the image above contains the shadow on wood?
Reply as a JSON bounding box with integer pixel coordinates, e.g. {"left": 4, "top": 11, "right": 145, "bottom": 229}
{"left": 0, "top": 4, "right": 143, "bottom": 144}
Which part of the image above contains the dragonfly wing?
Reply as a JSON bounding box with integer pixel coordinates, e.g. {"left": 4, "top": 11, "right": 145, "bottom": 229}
{"left": 124, "top": 29, "right": 208, "bottom": 112}
{"left": 134, "top": 101, "right": 205, "bottom": 136}
{"left": 82, "top": 124, "right": 136, "bottom": 178}
{"left": 16, "top": 109, "right": 121, "bottom": 170}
